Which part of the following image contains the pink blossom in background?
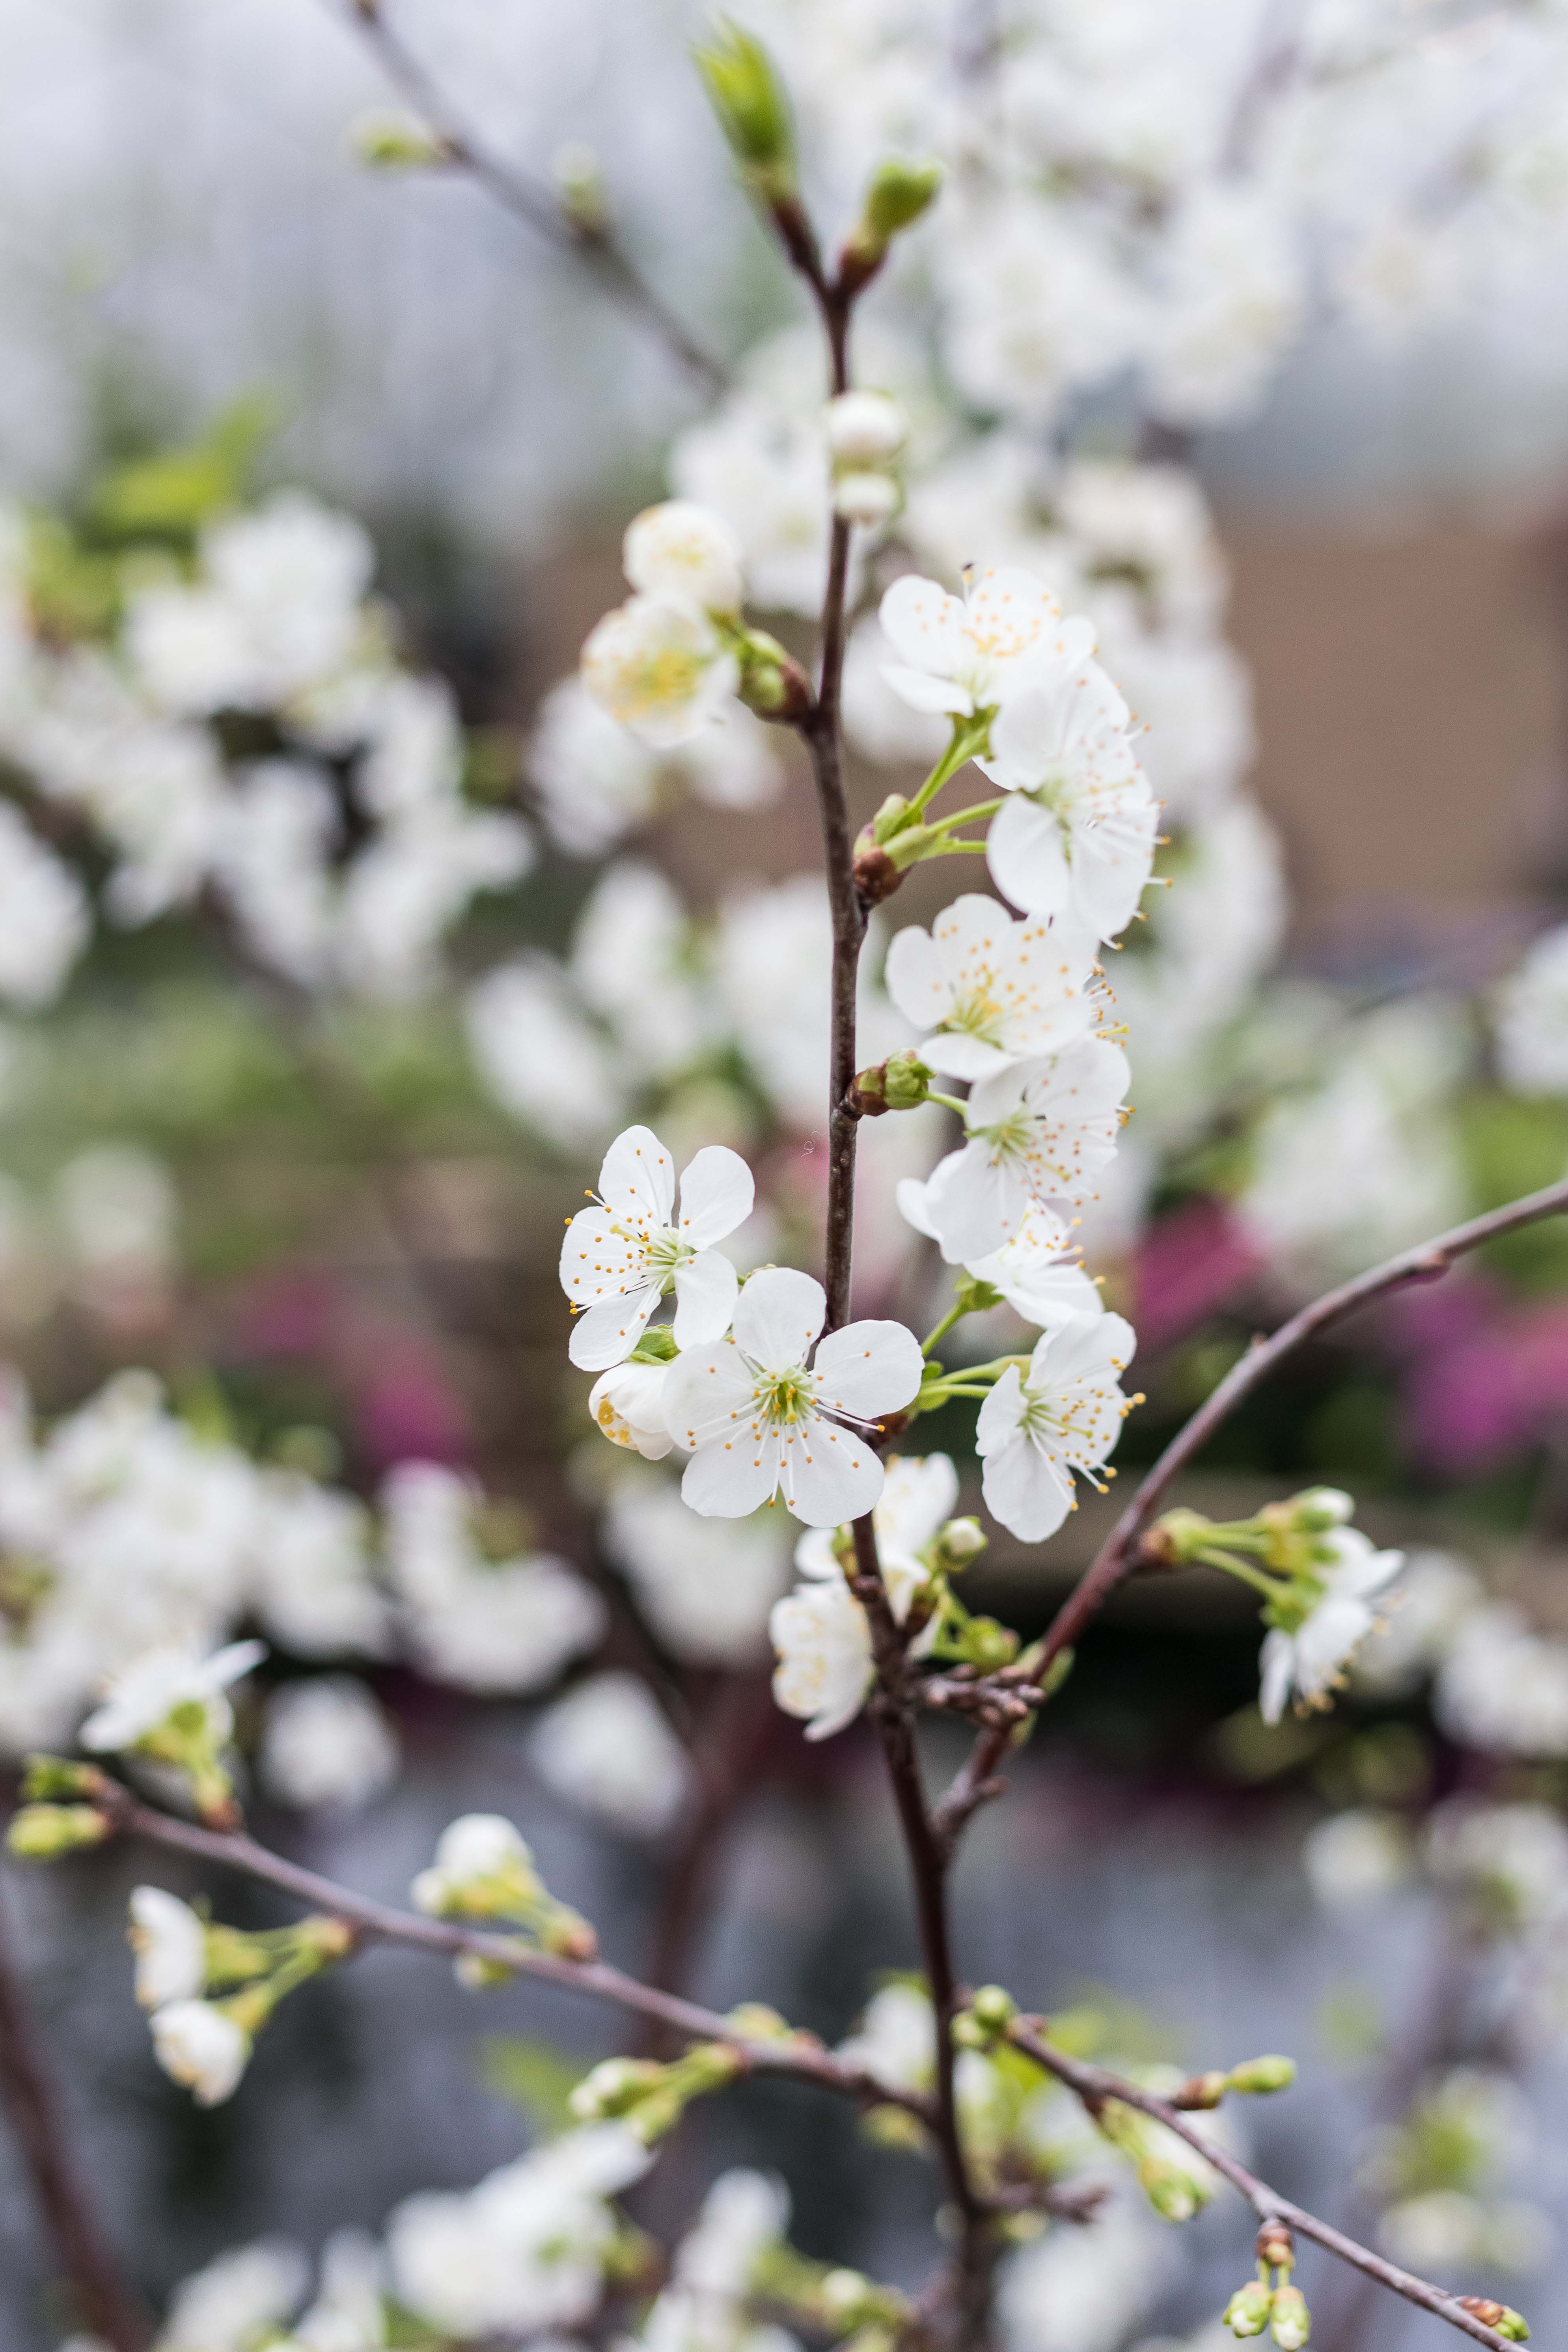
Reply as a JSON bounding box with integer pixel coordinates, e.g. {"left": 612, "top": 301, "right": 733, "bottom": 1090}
{"left": 232, "top": 1268, "right": 347, "bottom": 1360}
{"left": 1133, "top": 1195, "right": 1264, "bottom": 1355}
{"left": 352, "top": 1346, "right": 470, "bottom": 1470}
{"left": 1403, "top": 1290, "right": 1568, "bottom": 1473}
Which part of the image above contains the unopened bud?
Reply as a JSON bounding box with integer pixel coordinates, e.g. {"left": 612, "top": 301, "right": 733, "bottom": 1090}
{"left": 552, "top": 141, "right": 609, "bottom": 235}
{"left": 932, "top": 1516, "right": 986, "bottom": 1574}
{"left": 1256, "top": 2221, "right": 1294, "bottom": 2271}
{"left": 825, "top": 391, "right": 908, "bottom": 467}
{"left": 1227, "top": 2055, "right": 1296, "bottom": 2095}
{"left": 839, "top": 155, "right": 944, "bottom": 287}
{"left": 541, "top": 1905, "right": 599, "bottom": 1962}
{"left": 1270, "top": 2285, "right": 1309, "bottom": 2348}
{"left": 835, "top": 471, "right": 902, "bottom": 529}
{"left": 351, "top": 110, "right": 451, "bottom": 168}
{"left": 570, "top": 2056, "right": 666, "bottom": 2120}
{"left": 454, "top": 1951, "right": 516, "bottom": 1990}
{"left": 6, "top": 1803, "right": 110, "bottom": 1860}
{"left": 970, "top": 1984, "right": 1017, "bottom": 2034}
{"left": 22, "top": 1755, "right": 110, "bottom": 1803}
{"left": 1223, "top": 2281, "right": 1275, "bottom": 2338}
{"left": 1459, "top": 2301, "right": 1529, "bottom": 2342}
{"left": 849, "top": 1051, "right": 930, "bottom": 1116}
{"left": 1139, "top": 2156, "right": 1200, "bottom": 2221}
{"left": 692, "top": 22, "right": 794, "bottom": 196}
{"left": 1288, "top": 1486, "right": 1353, "bottom": 1533}
{"left": 735, "top": 630, "right": 813, "bottom": 725}
{"left": 727, "top": 2001, "right": 792, "bottom": 2041}
{"left": 1176, "top": 2070, "right": 1228, "bottom": 2110}
{"left": 820, "top": 2269, "right": 873, "bottom": 2324}
{"left": 853, "top": 832, "right": 903, "bottom": 905}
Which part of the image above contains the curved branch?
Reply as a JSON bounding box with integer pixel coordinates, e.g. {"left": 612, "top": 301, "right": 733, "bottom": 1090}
{"left": 340, "top": 0, "right": 727, "bottom": 393}
{"left": 1007, "top": 2018, "right": 1520, "bottom": 2352}
{"left": 88, "top": 1787, "right": 932, "bottom": 2129}
{"left": 1037, "top": 1170, "right": 1568, "bottom": 1676}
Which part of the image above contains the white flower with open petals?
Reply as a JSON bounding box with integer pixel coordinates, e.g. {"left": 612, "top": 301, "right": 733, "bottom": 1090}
{"left": 795, "top": 1452, "right": 958, "bottom": 1621}
{"left": 982, "top": 663, "right": 1159, "bottom": 940}
{"left": 80, "top": 1639, "right": 267, "bottom": 1755}
{"left": 580, "top": 596, "right": 738, "bottom": 750}
{"left": 917, "top": 1038, "right": 1130, "bottom": 1265}
{"left": 664, "top": 1267, "right": 923, "bottom": 1526}
{"left": 899, "top": 1193, "right": 1104, "bottom": 1329}
{"left": 884, "top": 894, "right": 1100, "bottom": 1080}
{"left": 622, "top": 500, "right": 745, "bottom": 619}
{"left": 879, "top": 567, "right": 1093, "bottom": 719}
{"left": 976, "top": 1314, "right": 1137, "bottom": 1542}
{"left": 1260, "top": 1531, "right": 1405, "bottom": 1724}
{"left": 561, "top": 1125, "right": 753, "bottom": 1371}
{"left": 770, "top": 1577, "right": 874, "bottom": 1740}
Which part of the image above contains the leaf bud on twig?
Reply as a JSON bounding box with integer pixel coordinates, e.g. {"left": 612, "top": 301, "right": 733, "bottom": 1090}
{"left": 1459, "top": 2300, "right": 1530, "bottom": 2341}
{"left": 1227, "top": 2055, "right": 1296, "bottom": 2095}
{"left": 6, "top": 1802, "right": 112, "bottom": 1860}
{"left": 692, "top": 21, "right": 796, "bottom": 203}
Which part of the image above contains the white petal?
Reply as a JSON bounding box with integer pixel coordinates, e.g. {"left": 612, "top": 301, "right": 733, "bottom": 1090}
{"left": 924, "top": 1141, "right": 1025, "bottom": 1263}
{"left": 597, "top": 1125, "right": 675, "bottom": 1229}
{"left": 732, "top": 1266, "right": 825, "bottom": 1374}
{"left": 677, "top": 1145, "right": 754, "bottom": 1247}
{"left": 879, "top": 574, "right": 970, "bottom": 678}
{"left": 662, "top": 1339, "right": 759, "bottom": 1449}
{"left": 559, "top": 1206, "right": 647, "bottom": 1307}
{"left": 981, "top": 1431, "right": 1074, "bottom": 1542}
{"left": 922, "top": 1033, "right": 1017, "bottom": 1081}
{"left": 671, "top": 1250, "right": 739, "bottom": 1349}
{"left": 776, "top": 1419, "right": 886, "bottom": 1527}
{"left": 682, "top": 1430, "right": 781, "bottom": 1518}
{"left": 975, "top": 1364, "right": 1027, "bottom": 1455}
{"left": 986, "top": 794, "right": 1070, "bottom": 918}
{"left": 881, "top": 665, "right": 974, "bottom": 716}
{"left": 885, "top": 923, "right": 955, "bottom": 1032}
{"left": 896, "top": 1176, "right": 941, "bottom": 1240}
{"left": 568, "top": 1285, "right": 660, "bottom": 1371}
{"left": 1259, "top": 1630, "right": 1295, "bottom": 1724}
{"left": 813, "top": 1320, "right": 925, "bottom": 1419}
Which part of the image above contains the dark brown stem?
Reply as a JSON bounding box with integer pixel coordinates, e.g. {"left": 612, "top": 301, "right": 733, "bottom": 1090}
{"left": 1007, "top": 2019, "right": 1520, "bottom": 2352}
{"left": 342, "top": 0, "right": 726, "bottom": 392}
{"left": 75, "top": 1788, "right": 934, "bottom": 2131}
{"left": 0, "top": 1875, "right": 149, "bottom": 2352}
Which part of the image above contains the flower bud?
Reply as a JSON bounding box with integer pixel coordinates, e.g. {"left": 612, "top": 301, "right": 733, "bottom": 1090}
{"left": 1256, "top": 2221, "right": 1294, "bottom": 2271}
{"left": 825, "top": 392, "right": 908, "bottom": 467}
{"left": 6, "top": 1803, "right": 110, "bottom": 1860}
{"left": 735, "top": 629, "right": 813, "bottom": 724}
{"left": 22, "top": 1755, "right": 111, "bottom": 1803}
{"left": 1270, "top": 2285, "right": 1310, "bottom": 2348}
{"left": 970, "top": 1984, "right": 1017, "bottom": 2034}
{"left": 1460, "top": 2301, "right": 1529, "bottom": 2342}
{"left": 931, "top": 1516, "right": 987, "bottom": 1574}
{"left": 552, "top": 140, "right": 609, "bottom": 235}
{"left": 350, "top": 110, "right": 451, "bottom": 168}
{"left": 862, "top": 156, "right": 944, "bottom": 240}
{"left": 727, "top": 2001, "right": 792, "bottom": 2040}
{"left": 1289, "top": 1487, "right": 1354, "bottom": 1532}
{"left": 625, "top": 501, "right": 744, "bottom": 620}
{"left": 1227, "top": 2055, "right": 1296, "bottom": 2095}
{"left": 821, "top": 2269, "right": 874, "bottom": 2324}
{"left": 1224, "top": 2281, "right": 1275, "bottom": 2338}
{"left": 834, "top": 472, "right": 902, "bottom": 529}
{"left": 852, "top": 831, "right": 904, "bottom": 905}
{"left": 540, "top": 1904, "right": 599, "bottom": 1962}
{"left": 570, "top": 2056, "right": 666, "bottom": 2121}
{"left": 1139, "top": 2155, "right": 1201, "bottom": 2221}
{"left": 692, "top": 23, "right": 794, "bottom": 196}
{"left": 454, "top": 1951, "right": 516, "bottom": 1991}
{"left": 1176, "top": 2070, "right": 1228, "bottom": 2110}
{"left": 850, "top": 1051, "right": 931, "bottom": 1116}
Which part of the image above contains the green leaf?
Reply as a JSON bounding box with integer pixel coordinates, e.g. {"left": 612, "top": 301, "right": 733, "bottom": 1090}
{"left": 479, "top": 2034, "right": 588, "bottom": 2132}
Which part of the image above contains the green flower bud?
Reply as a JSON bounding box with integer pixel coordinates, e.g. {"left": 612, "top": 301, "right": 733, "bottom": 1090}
{"left": 21, "top": 1755, "right": 109, "bottom": 1803}
{"left": 629, "top": 1325, "right": 680, "bottom": 1365}
{"left": 1139, "top": 2156, "right": 1202, "bottom": 2222}
{"left": 1288, "top": 1487, "right": 1354, "bottom": 1533}
{"left": 1177, "top": 2070, "right": 1228, "bottom": 2110}
{"left": 1460, "top": 2300, "right": 1529, "bottom": 2342}
{"left": 570, "top": 2056, "right": 666, "bottom": 2121}
{"left": 552, "top": 141, "right": 609, "bottom": 235}
{"left": 970, "top": 1984, "right": 1017, "bottom": 2034}
{"left": 1227, "top": 2055, "right": 1297, "bottom": 2095}
{"left": 820, "top": 2268, "right": 874, "bottom": 2325}
{"left": 692, "top": 22, "right": 794, "bottom": 193}
{"left": 870, "top": 793, "right": 912, "bottom": 845}
{"left": 735, "top": 629, "right": 813, "bottom": 724}
{"left": 931, "top": 1515, "right": 987, "bottom": 1574}
{"left": 884, "top": 1050, "right": 932, "bottom": 1110}
{"left": 863, "top": 156, "right": 944, "bottom": 239}
{"left": 1270, "top": 2284, "right": 1310, "bottom": 2348}
{"left": 953, "top": 1277, "right": 1003, "bottom": 1316}
{"left": 6, "top": 1803, "right": 110, "bottom": 1860}
{"left": 351, "top": 110, "right": 451, "bottom": 168}
{"left": 726, "top": 2001, "right": 792, "bottom": 2040}
{"left": 539, "top": 1902, "right": 599, "bottom": 1962}
{"left": 1224, "top": 2281, "right": 1275, "bottom": 2338}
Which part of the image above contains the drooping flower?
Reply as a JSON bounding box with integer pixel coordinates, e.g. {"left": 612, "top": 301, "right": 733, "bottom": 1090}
{"left": 128, "top": 1886, "right": 207, "bottom": 2011}
{"left": 1259, "top": 1529, "right": 1404, "bottom": 1723}
{"left": 975, "top": 1313, "right": 1137, "bottom": 1541}
{"left": 769, "top": 1576, "right": 874, "bottom": 1740}
{"left": 621, "top": 500, "right": 745, "bottom": 618}
{"left": 970, "top": 1200, "right": 1105, "bottom": 1327}
{"left": 580, "top": 596, "right": 738, "bottom": 749}
{"left": 795, "top": 1451, "right": 959, "bottom": 1621}
{"left": 879, "top": 566, "right": 1093, "bottom": 720}
{"left": 982, "top": 663, "right": 1159, "bottom": 940}
{"left": 561, "top": 1125, "right": 753, "bottom": 1371}
{"left": 916, "top": 1037, "right": 1130, "bottom": 1264}
{"left": 884, "top": 895, "right": 1101, "bottom": 1080}
{"left": 589, "top": 1359, "right": 676, "bottom": 1459}
{"left": 150, "top": 1998, "right": 252, "bottom": 2107}
{"left": 663, "top": 1266, "right": 923, "bottom": 1526}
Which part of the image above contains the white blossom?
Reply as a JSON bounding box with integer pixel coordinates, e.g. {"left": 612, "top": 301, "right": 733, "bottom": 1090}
{"left": 769, "top": 1576, "right": 873, "bottom": 1741}
{"left": 664, "top": 1266, "right": 923, "bottom": 1526}
{"left": 80, "top": 1638, "right": 265, "bottom": 1754}
{"left": 1436, "top": 1604, "right": 1568, "bottom": 1757}
{"left": 1301, "top": 1809, "right": 1412, "bottom": 1909}
{"left": 259, "top": 1677, "right": 399, "bottom": 1813}
{"left": 824, "top": 391, "right": 907, "bottom": 466}
{"left": 249, "top": 1474, "right": 386, "bottom": 1660}
{"left": 581, "top": 595, "right": 738, "bottom": 749}
{"left": 1425, "top": 1799, "right": 1568, "bottom": 1928}
{"left": 603, "top": 1475, "right": 790, "bottom": 1662}
{"left": 915, "top": 1038, "right": 1131, "bottom": 1264}
{"left": 560, "top": 1124, "right": 753, "bottom": 1371}
{"left": 529, "top": 1669, "right": 692, "bottom": 1836}
{"left": 884, "top": 895, "right": 1102, "bottom": 1080}
{"left": 623, "top": 501, "right": 745, "bottom": 618}
{"left": 1495, "top": 922, "right": 1568, "bottom": 1094}
{"left": 1260, "top": 1530, "right": 1405, "bottom": 1723}
{"left": 465, "top": 954, "right": 628, "bottom": 1150}
{"left": 0, "top": 802, "right": 89, "bottom": 1008}
{"left": 150, "top": 1999, "right": 252, "bottom": 2107}
{"left": 670, "top": 397, "right": 835, "bottom": 617}
{"left": 127, "top": 1885, "right": 206, "bottom": 2010}
{"left": 589, "top": 1360, "right": 676, "bottom": 1460}
{"left": 965, "top": 1201, "right": 1105, "bottom": 1328}
{"left": 838, "top": 1980, "right": 935, "bottom": 2091}
{"left": 795, "top": 1452, "right": 958, "bottom": 1622}
{"left": 159, "top": 2240, "right": 309, "bottom": 2352}
{"left": 879, "top": 567, "right": 1093, "bottom": 721}
{"left": 982, "top": 663, "right": 1158, "bottom": 940}
{"left": 976, "top": 1314, "right": 1137, "bottom": 1542}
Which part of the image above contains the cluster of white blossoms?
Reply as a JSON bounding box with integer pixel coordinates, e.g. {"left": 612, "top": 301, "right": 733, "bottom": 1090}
{"left": 0, "top": 485, "right": 531, "bottom": 1010}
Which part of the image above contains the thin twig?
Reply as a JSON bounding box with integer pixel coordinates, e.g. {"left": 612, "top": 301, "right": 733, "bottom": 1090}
{"left": 0, "top": 1875, "right": 150, "bottom": 2352}
{"left": 82, "top": 1788, "right": 935, "bottom": 2129}
{"left": 1007, "top": 2019, "right": 1520, "bottom": 2352}
{"left": 340, "top": 0, "right": 726, "bottom": 392}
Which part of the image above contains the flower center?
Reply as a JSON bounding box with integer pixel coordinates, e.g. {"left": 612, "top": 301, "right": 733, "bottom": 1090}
{"left": 948, "top": 983, "right": 1004, "bottom": 1043}
{"left": 976, "top": 1104, "right": 1035, "bottom": 1168}
{"left": 754, "top": 1367, "right": 815, "bottom": 1426}
{"left": 624, "top": 644, "right": 708, "bottom": 716}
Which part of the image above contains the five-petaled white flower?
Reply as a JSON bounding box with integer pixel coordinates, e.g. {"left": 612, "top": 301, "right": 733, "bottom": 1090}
{"left": 580, "top": 596, "right": 738, "bottom": 749}
{"left": 916, "top": 1037, "right": 1130, "bottom": 1264}
{"left": 975, "top": 1313, "right": 1137, "bottom": 1542}
{"left": 1260, "top": 1530, "right": 1405, "bottom": 1724}
{"left": 561, "top": 1125, "right": 753, "bottom": 1371}
{"left": 879, "top": 567, "right": 1093, "bottom": 719}
{"left": 128, "top": 1886, "right": 207, "bottom": 2011}
{"left": 664, "top": 1266, "right": 923, "bottom": 1526}
{"left": 795, "top": 1451, "right": 959, "bottom": 1622}
{"left": 80, "top": 1639, "right": 267, "bottom": 1755}
{"left": 884, "top": 893, "right": 1100, "bottom": 1080}
{"left": 622, "top": 500, "right": 745, "bottom": 619}
{"left": 982, "top": 662, "right": 1160, "bottom": 940}
{"left": 150, "top": 1998, "right": 252, "bottom": 2107}
{"left": 897, "top": 1194, "right": 1105, "bottom": 1329}
{"left": 769, "top": 1576, "right": 874, "bottom": 1740}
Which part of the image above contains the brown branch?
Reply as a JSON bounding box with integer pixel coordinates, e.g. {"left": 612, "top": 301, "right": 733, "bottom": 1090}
{"left": 341, "top": 0, "right": 726, "bottom": 393}
{"left": 0, "top": 1874, "right": 150, "bottom": 2351}
{"left": 85, "top": 1787, "right": 930, "bottom": 2128}
{"left": 1007, "top": 2018, "right": 1520, "bottom": 2352}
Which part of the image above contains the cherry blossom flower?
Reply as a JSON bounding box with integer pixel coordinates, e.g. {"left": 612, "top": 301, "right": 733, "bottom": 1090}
{"left": 150, "top": 1998, "right": 252, "bottom": 2107}
{"left": 589, "top": 1360, "right": 676, "bottom": 1460}
{"left": 80, "top": 1639, "right": 266, "bottom": 1755}
{"left": 128, "top": 1886, "right": 207, "bottom": 2011}
{"left": 561, "top": 1124, "right": 754, "bottom": 1371}
{"left": 664, "top": 1266, "right": 923, "bottom": 1525}
{"left": 981, "top": 663, "right": 1159, "bottom": 940}
{"left": 1259, "top": 1528, "right": 1404, "bottom": 1723}
{"left": 795, "top": 1451, "right": 958, "bottom": 1620}
{"left": 580, "top": 596, "right": 738, "bottom": 749}
{"left": 879, "top": 567, "right": 1093, "bottom": 720}
{"left": 528, "top": 1670, "right": 692, "bottom": 1837}
{"left": 259, "top": 1677, "right": 399, "bottom": 1813}
{"left": 769, "top": 1576, "right": 874, "bottom": 1739}
{"left": 916, "top": 1037, "right": 1131, "bottom": 1264}
{"left": 975, "top": 1313, "right": 1137, "bottom": 1542}
{"left": 622, "top": 500, "right": 745, "bottom": 619}
{"left": 897, "top": 1187, "right": 1103, "bottom": 1329}
{"left": 884, "top": 894, "right": 1101, "bottom": 1080}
